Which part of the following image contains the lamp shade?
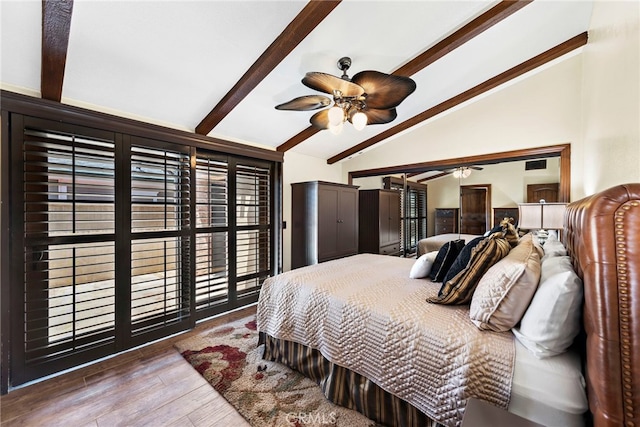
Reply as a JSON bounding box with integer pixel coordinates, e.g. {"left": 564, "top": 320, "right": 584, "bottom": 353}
{"left": 541, "top": 203, "right": 567, "bottom": 229}
{"left": 518, "top": 203, "right": 543, "bottom": 229}
{"left": 518, "top": 202, "right": 567, "bottom": 229}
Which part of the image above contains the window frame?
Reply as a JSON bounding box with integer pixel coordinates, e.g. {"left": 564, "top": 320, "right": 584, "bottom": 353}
{"left": 0, "top": 91, "right": 283, "bottom": 393}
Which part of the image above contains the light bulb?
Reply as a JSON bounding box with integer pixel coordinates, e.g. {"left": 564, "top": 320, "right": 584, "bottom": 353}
{"left": 328, "top": 106, "right": 344, "bottom": 126}
{"left": 352, "top": 111, "right": 367, "bottom": 130}
{"left": 462, "top": 168, "right": 471, "bottom": 178}
{"left": 329, "top": 121, "right": 343, "bottom": 135}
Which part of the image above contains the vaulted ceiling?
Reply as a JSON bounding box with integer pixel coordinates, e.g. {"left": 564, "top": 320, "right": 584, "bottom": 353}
{"left": 1, "top": 1, "right": 593, "bottom": 164}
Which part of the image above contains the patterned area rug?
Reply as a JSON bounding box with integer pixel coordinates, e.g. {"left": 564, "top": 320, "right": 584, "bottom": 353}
{"left": 175, "top": 315, "right": 379, "bottom": 427}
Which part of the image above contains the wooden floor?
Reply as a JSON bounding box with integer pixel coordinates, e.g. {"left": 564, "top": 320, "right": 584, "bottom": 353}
{"left": 0, "top": 306, "right": 256, "bottom": 427}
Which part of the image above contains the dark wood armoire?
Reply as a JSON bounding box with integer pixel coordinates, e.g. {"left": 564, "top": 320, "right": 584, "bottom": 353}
{"left": 291, "top": 181, "right": 359, "bottom": 269}
{"left": 358, "top": 189, "right": 401, "bottom": 256}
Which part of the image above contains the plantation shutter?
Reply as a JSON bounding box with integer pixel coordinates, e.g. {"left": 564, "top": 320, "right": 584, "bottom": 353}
{"left": 6, "top": 110, "right": 280, "bottom": 390}
{"left": 129, "top": 143, "right": 192, "bottom": 342}
{"left": 15, "top": 117, "right": 117, "bottom": 384}
{"left": 194, "top": 155, "right": 230, "bottom": 317}
{"left": 384, "top": 177, "right": 427, "bottom": 255}
{"left": 235, "top": 161, "right": 271, "bottom": 300}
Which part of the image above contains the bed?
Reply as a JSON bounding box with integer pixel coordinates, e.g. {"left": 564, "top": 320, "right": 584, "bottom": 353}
{"left": 257, "top": 183, "right": 639, "bottom": 427}
{"left": 417, "top": 233, "right": 481, "bottom": 257}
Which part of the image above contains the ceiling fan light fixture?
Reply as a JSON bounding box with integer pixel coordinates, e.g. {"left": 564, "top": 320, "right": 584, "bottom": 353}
{"left": 329, "top": 121, "right": 344, "bottom": 135}
{"left": 328, "top": 105, "right": 345, "bottom": 126}
{"left": 275, "top": 57, "right": 416, "bottom": 133}
{"left": 453, "top": 167, "right": 472, "bottom": 179}
{"left": 352, "top": 111, "right": 367, "bottom": 130}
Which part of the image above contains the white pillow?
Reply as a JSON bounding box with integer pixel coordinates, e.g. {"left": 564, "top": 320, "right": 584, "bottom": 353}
{"left": 409, "top": 251, "right": 438, "bottom": 279}
{"left": 541, "top": 234, "right": 567, "bottom": 261}
{"left": 539, "top": 255, "right": 573, "bottom": 283}
{"left": 513, "top": 256, "right": 583, "bottom": 358}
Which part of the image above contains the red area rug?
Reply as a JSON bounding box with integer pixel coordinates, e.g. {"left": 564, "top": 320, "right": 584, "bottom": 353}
{"left": 175, "top": 315, "right": 379, "bottom": 427}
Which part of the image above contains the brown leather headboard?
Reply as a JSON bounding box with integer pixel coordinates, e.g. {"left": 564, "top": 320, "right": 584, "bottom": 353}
{"left": 564, "top": 183, "right": 639, "bottom": 427}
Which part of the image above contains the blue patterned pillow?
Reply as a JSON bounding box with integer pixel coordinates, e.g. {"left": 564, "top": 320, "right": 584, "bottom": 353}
{"left": 442, "top": 236, "right": 485, "bottom": 285}
{"left": 428, "top": 239, "right": 465, "bottom": 282}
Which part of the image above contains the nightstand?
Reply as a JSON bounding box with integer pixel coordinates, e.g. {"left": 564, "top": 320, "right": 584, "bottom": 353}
{"left": 462, "top": 398, "right": 544, "bottom": 427}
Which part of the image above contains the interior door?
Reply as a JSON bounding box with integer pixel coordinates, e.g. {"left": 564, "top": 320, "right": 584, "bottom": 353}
{"left": 527, "top": 183, "right": 559, "bottom": 203}
{"left": 460, "top": 185, "right": 490, "bottom": 234}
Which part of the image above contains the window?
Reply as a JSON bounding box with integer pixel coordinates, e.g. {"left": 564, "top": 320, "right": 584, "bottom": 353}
{"left": 18, "top": 124, "right": 117, "bottom": 385}
{"left": 129, "top": 144, "right": 192, "bottom": 339}
{"left": 384, "top": 177, "right": 427, "bottom": 256}
{"left": 5, "top": 114, "right": 279, "bottom": 389}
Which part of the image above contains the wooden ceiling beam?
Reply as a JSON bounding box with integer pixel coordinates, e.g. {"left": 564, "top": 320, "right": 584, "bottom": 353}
{"left": 41, "top": 0, "right": 74, "bottom": 102}
{"left": 348, "top": 143, "right": 569, "bottom": 180}
{"left": 417, "top": 172, "right": 452, "bottom": 183}
{"left": 195, "top": 0, "right": 341, "bottom": 136}
{"left": 329, "top": 32, "right": 588, "bottom": 164}
{"left": 393, "top": 0, "right": 532, "bottom": 77}
{"left": 277, "top": 0, "right": 531, "bottom": 153}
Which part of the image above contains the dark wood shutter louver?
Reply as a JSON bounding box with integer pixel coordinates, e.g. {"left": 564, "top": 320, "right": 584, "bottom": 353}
{"left": 21, "top": 126, "right": 117, "bottom": 380}
{"left": 195, "top": 156, "right": 230, "bottom": 314}
{"left": 235, "top": 163, "right": 271, "bottom": 299}
{"left": 130, "top": 146, "right": 191, "bottom": 337}
{"left": 384, "top": 177, "right": 427, "bottom": 256}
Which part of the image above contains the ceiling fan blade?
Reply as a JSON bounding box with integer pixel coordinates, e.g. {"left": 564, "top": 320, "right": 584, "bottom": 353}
{"left": 275, "top": 95, "right": 331, "bottom": 111}
{"left": 309, "top": 109, "right": 331, "bottom": 129}
{"left": 302, "top": 72, "right": 365, "bottom": 97}
{"left": 357, "top": 107, "right": 398, "bottom": 125}
{"left": 471, "top": 166, "right": 484, "bottom": 170}
{"left": 351, "top": 71, "right": 417, "bottom": 109}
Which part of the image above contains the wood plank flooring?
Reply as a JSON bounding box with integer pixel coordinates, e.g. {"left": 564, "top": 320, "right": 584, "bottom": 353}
{"left": 0, "top": 306, "right": 256, "bottom": 427}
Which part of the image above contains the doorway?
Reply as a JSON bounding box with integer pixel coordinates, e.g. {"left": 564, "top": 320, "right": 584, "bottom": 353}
{"left": 527, "top": 183, "right": 559, "bottom": 203}
{"left": 460, "top": 185, "right": 491, "bottom": 234}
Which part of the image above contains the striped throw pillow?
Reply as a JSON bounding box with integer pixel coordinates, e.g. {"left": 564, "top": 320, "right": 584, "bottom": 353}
{"left": 428, "top": 234, "right": 512, "bottom": 305}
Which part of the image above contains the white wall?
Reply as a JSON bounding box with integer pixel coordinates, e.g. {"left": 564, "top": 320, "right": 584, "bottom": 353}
{"left": 281, "top": 2, "right": 640, "bottom": 270}
{"left": 425, "top": 159, "right": 560, "bottom": 235}
{"left": 341, "top": 53, "right": 584, "bottom": 198}
{"left": 580, "top": 0, "right": 640, "bottom": 197}
{"left": 341, "top": 2, "right": 640, "bottom": 201}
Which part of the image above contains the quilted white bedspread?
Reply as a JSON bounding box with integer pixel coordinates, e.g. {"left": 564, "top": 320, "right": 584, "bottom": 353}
{"left": 257, "top": 254, "right": 515, "bottom": 427}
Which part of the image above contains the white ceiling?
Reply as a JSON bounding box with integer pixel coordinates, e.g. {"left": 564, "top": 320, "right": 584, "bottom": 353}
{"left": 1, "top": 0, "right": 594, "bottom": 162}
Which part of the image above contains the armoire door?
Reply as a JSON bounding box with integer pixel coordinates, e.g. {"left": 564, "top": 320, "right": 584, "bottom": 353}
{"left": 318, "top": 185, "right": 340, "bottom": 261}
{"left": 336, "top": 186, "right": 358, "bottom": 257}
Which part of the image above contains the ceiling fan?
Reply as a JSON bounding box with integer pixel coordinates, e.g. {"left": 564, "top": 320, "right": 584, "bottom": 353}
{"left": 443, "top": 166, "right": 484, "bottom": 178}
{"left": 275, "top": 57, "right": 416, "bottom": 134}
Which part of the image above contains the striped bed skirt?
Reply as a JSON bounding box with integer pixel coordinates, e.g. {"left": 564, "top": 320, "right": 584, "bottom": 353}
{"left": 259, "top": 332, "right": 438, "bottom": 427}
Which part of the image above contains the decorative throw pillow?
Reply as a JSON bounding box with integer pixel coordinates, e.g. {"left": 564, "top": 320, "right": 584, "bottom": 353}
{"left": 469, "top": 234, "right": 542, "bottom": 331}
{"left": 483, "top": 223, "right": 504, "bottom": 237}
{"left": 539, "top": 254, "right": 573, "bottom": 283}
{"left": 541, "top": 235, "right": 567, "bottom": 262}
{"left": 428, "top": 234, "right": 512, "bottom": 305}
{"left": 501, "top": 217, "right": 520, "bottom": 247}
{"left": 409, "top": 251, "right": 438, "bottom": 279}
{"left": 512, "top": 255, "right": 583, "bottom": 358}
{"left": 428, "top": 239, "right": 465, "bottom": 282}
{"left": 442, "top": 236, "right": 485, "bottom": 284}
